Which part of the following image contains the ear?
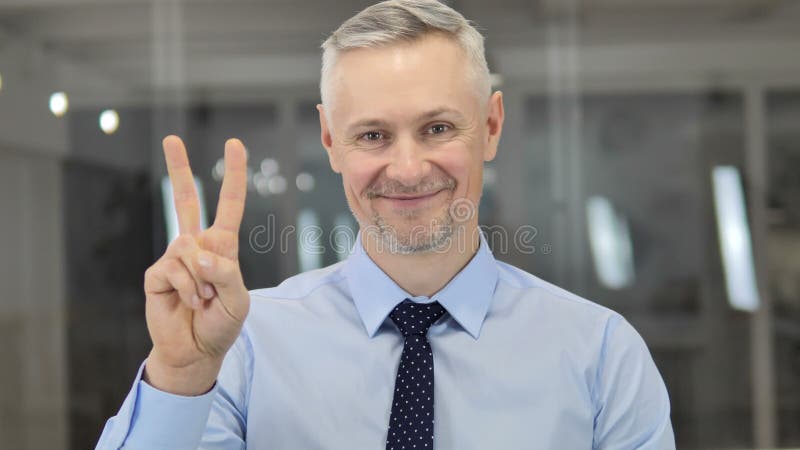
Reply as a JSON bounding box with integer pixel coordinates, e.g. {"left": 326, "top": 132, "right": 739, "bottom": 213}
{"left": 317, "top": 104, "right": 341, "bottom": 173}
{"left": 483, "top": 91, "right": 504, "bottom": 162}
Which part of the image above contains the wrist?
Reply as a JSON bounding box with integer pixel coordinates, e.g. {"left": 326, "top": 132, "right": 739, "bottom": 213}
{"left": 143, "top": 351, "right": 222, "bottom": 396}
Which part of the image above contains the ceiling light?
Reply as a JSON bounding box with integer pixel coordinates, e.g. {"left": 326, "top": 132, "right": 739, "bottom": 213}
{"left": 212, "top": 158, "right": 225, "bottom": 181}
{"left": 586, "top": 196, "right": 635, "bottom": 290}
{"left": 49, "top": 92, "right": 69, "bottom": 117}
{"left": 267, "top": 175, "right": 287, "bottom": 194}
{"left": 260, "top": 158, "right": 279, "bottom": 176}
{"left": 712, "top": 166, "right": 759, "bottom": 312}
{"left": 295, "top": 172, "right": 315, "bottom": 192}
{"left": 99, "top": 109, "right": 119, "bottom": 135}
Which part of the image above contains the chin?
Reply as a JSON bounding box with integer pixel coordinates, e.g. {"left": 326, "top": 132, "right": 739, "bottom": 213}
{"left": 368, "top": 205, "right": 455, "bottom": 253}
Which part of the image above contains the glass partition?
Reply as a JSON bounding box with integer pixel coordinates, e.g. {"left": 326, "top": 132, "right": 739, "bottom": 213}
{"left": 0, "top": 1, "right": 799, "bottom": 448}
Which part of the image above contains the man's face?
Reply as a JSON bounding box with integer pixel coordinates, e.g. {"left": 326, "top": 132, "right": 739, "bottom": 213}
{"left": 318, "top": 33, "right": 503, "bottom": 254}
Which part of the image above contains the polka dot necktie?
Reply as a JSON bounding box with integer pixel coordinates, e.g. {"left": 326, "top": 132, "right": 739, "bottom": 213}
{"left": 385, "top": 300, "right": 448, "bottom": 450}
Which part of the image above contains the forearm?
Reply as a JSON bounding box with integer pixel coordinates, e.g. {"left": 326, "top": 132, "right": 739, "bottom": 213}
{"left": 95, "top": 362, "right": 216, "bottom": 450}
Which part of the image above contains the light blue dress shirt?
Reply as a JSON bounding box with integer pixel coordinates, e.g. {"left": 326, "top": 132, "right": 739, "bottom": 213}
{"left": 96, "top": 231, "right": 675, "bottom": 449}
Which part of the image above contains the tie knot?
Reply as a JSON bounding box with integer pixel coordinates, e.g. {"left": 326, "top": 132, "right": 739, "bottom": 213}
{"left": 389, "top": 300, "right": 447, "bottom": 337}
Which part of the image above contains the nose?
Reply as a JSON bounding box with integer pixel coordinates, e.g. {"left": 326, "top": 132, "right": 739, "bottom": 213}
{"left": 384, "top": 136, "right": 431, "bottom": 187}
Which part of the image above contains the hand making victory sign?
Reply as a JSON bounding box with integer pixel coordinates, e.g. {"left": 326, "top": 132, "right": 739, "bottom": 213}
{"left": 142, "top": 135, "right": 250, "bottom": 396}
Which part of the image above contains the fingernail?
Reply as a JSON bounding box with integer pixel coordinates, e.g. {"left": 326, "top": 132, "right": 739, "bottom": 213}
{"left": 203, "top": 284, "right": 214, "bottom": 299}
{"left": 191, "top": 294, "right": 201, "bottom": 309}
{"left": 198, "top": 254, "right": 212, "bottom": 268}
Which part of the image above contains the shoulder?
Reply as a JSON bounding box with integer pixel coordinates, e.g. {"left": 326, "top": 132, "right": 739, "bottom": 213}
{"left": 490, "top": 259, "right": 653, "bottom": 366}
{"left": 493, "top": 260, "right": 667, "bottom": 405}
{"left": 248, "top": 260, "right": 348, "bottom": 302}
{"left": 239, "top": 261, "right": 351, "bottom": 338}
{"left": 494, "top": 259, "right": 622, "bottom": 326}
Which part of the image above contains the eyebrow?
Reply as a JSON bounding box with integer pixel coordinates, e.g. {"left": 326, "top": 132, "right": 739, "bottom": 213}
{"left": 345, "top": 107, "right": 466, "bottom": 134}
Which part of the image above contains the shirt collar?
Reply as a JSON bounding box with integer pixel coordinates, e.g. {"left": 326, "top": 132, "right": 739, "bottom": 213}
{"left": 343, "top": 230, "right": 499, "bottom": 340}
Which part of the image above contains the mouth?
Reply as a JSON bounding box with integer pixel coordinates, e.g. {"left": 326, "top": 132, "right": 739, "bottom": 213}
{"left": 378, "top": 189, "right": 447, "bottom": 208}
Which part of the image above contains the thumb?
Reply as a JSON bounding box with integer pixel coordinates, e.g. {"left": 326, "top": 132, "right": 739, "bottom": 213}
{"left": 194, "top": 250, "right": 249, "bottom": 322}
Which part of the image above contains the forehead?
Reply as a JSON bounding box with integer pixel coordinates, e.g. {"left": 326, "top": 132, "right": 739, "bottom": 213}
{"left": 328, "top": 34, "right": 478, "bottom": 126}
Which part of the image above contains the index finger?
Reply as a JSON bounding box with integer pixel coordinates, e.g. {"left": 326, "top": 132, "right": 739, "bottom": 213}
{"left": 213, "top": 138, "right": 248, "bottom": 233}
{"left": 163, "top": 135, "right": 201, "bottom": 235}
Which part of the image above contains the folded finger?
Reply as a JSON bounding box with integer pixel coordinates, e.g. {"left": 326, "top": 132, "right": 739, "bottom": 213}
{"left": 167, "top": 235, "right": 217, "bottom": 301}
{"left": 146, "top": 258, "right": 201, "bottom": 310}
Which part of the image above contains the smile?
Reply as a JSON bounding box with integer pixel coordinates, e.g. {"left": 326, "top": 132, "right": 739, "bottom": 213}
{"left": 379, "top": 189, "right": 446, "bottom": 208}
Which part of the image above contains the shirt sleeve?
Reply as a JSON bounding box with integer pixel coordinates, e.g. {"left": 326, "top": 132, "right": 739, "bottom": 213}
{"left": 94, "top": 330, "right": 253, "bottom": 450}
{"left": 592, "top": 314, "right": 676, "bottom": 450}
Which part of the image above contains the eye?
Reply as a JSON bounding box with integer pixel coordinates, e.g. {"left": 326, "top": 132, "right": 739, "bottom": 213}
{"left": 428, "top": 123, "right": 451, "bottom": 134}
{"left": 361, "top": 131, "right": 385, "bottom": 141}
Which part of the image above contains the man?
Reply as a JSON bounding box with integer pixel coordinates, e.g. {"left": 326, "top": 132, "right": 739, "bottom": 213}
{"left": 97, "top": 1, "right": 675, "bottom": 449}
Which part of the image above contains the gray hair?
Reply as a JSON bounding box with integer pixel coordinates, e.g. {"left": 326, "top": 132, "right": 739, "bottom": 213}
{"left": 320, "top": 0, "right": 491, "bottom": 111}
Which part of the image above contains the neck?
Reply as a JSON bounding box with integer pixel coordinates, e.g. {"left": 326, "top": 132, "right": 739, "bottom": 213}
{"left": 361, "top": 222, "right": 481, "bottom": 298}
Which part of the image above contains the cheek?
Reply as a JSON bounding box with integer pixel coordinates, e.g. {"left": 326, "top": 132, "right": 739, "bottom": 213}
{"left": 434, "top": 142, "right": 479, "bottom": 196}
{"left": 339, "top": 153, "right": 384, "bottom": 198}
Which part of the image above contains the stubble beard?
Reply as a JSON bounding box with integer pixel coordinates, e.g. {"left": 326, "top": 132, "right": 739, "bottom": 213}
{"left": 371, "top": 199, "right": 455, "bottom": 255}
{"left": 365, "top": 178, "right": 458, "bottom": 255}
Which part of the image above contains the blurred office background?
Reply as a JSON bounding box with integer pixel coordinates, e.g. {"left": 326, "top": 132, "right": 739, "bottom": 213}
{"left": 0, "top": 0, "right": 799, "bottom": 448}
